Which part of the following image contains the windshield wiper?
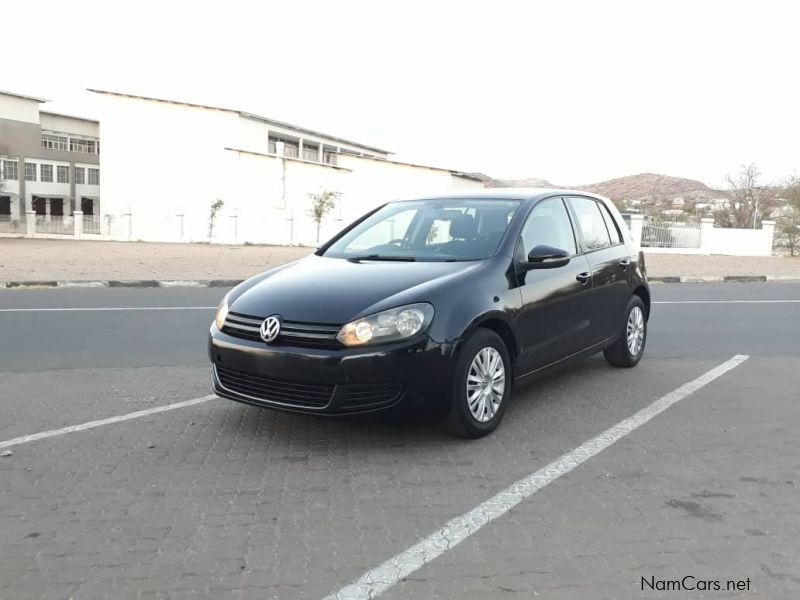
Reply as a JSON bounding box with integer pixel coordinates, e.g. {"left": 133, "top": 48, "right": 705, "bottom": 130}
{"left": 345, "top": 254, "right": 416, "bottom": 262}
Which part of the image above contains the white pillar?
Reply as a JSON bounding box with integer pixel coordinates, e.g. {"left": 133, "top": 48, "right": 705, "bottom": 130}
{"left": 700, "top": 217, "right": 716, "bottom": 254}
{"left": 26, "top": 210, "right": 36, "bottom": 238}
{"left": 761, "top": 220, "right": 776, "bottom": 256}
{"left": 298, "top": 138, "right": 304, "bottom": 160}
{"left": 628, "top": 214, "right": 644, "bottom": 248}
{"left": 73, "top": 210, "right": 83, "bottom": 239}
{"left": 45, "top": 198, "right": 51, "bottom": 222}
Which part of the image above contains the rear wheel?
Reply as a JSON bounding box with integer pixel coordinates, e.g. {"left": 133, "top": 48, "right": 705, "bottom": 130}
{"left": 603, "top": 295, "right": 647, "bottom": 368}
{"left": 443, "top": 329, "right": 512, "bottom": 438}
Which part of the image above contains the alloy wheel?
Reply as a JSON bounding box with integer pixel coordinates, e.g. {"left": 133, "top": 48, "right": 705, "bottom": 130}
{"left": 466, "top": 347, "right": 506, "bottom": 422}
{"left": 626, "top": 306, "right": 645, "bottom": 357}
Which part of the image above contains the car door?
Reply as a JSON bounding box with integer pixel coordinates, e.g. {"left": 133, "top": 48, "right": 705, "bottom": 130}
{"left": 514, "top": 197, "right": 594, "bottom": 375}
{"left": 566, "top": 196, "right": 631, "bottom": 344}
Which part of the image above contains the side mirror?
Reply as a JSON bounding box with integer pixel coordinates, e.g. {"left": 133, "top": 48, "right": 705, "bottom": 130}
{"left": 525, "top": 245, "right": 571, "bottom": 269}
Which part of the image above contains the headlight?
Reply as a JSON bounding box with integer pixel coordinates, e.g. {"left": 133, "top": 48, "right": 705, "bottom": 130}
{"left": 214, "top": 295, "right": 230, "bottom": 330}
{"left": 336, "top": 303, "right": 434, "bottom": 347}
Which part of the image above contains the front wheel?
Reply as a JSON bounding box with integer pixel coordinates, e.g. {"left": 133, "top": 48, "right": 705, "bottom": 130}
{"left": 442, "top": 329, "right": 512, "bottom": 438}
{"left": 604, "top": 296, "right": 647, "bottom": 368}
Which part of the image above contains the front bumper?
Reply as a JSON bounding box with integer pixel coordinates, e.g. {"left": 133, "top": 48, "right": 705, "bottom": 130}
{"left": 209, "top": 325, "right": 455, "bottom": 415}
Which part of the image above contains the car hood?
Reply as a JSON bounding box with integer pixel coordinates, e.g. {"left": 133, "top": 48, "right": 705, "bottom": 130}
{"left": 230, "top": 254, "right": 480, "bottom": 323}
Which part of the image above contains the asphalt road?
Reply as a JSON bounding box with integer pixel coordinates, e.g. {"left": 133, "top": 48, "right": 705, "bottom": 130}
{"left": 0, "top": 283, "right": 798, "bottom": 599}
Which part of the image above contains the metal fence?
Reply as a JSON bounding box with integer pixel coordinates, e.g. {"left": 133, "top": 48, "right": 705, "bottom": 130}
{"left": 641, "top": 216, "right": 701, "bottom": 248}
{"left": 0, "top": 215, "right": 24, "bottom": 234}
{"left": 83, "top": 214, "right": 101, "bottom": 234}
{"left": 35, "top": 215, "right": 74, "bottom": 235}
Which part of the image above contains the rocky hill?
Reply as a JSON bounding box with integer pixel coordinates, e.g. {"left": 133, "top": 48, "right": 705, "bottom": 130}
{"left": 478, "top": 172, "right": 731, "bottom": 211}
{"left": 572, "top": 173, "right": 728, "bottom": 204}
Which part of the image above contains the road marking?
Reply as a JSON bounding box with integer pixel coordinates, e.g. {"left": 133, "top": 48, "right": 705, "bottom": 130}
{"left": 654, "top": 300, "right": 800, "bottom": 304}
{"left": 0, "top": 395, "right": 216, "bottom": 450}
{"left": 323, "top": 354, "right": 749, "bottom": 600}
{"left": 0, "top": 306, "right": 216, "bottom": 312}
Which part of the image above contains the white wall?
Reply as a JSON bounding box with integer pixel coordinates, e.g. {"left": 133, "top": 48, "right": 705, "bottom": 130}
{"left": 703, "top": 222, "right": 776, "bottom": 256}
{"left": 630, "top": 215, "right": 777, "bottom": 256}
{"left": 96, "top": 93, "right": 483, "bottom": 246}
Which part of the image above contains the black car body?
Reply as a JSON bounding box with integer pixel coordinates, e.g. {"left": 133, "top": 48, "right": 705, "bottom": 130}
{"left": 209, "top": 189, "right": 650, "bottom": 437}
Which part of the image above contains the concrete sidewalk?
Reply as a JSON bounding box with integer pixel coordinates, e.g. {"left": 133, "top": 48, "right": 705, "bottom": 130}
{"left": 1, "top": 238, "right": 799, "bottom": 286}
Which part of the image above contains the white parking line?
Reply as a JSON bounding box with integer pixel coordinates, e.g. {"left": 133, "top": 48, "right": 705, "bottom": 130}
{"left": 654, "top": 300, "right": 800, "bottom": 304}
{"left": 322, "top": 354, "right": 749, "bottom": 600}
{"left": 0, "top": 395, "right": 216, "bottom": 450}
{"left": 0, "top": 306, "right": 216, "bottom": 312}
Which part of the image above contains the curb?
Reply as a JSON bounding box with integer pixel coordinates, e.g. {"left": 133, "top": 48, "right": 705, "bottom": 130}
{"left": 1, "top": 279, "right": 245, "bottom": 290}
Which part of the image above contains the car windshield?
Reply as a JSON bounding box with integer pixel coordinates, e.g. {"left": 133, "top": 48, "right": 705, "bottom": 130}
{"left": 321, "top": 199, "right": 522, "bottom": 262}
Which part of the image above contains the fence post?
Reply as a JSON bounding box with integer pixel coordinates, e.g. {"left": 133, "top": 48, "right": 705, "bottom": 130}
{"left": 700, "top": 218, "right": 715, "bottom": 254}
{"left": 761, "top": 220, "right": 776, "bottom": 256}
{"left": 25, "top": 210, "right": 36, "bottom": 238}
{"left": 74, "top": 210, "right": 83, "bottom": 239}
{"left": 628, "top": 214, "right": 644, "bottom": 247}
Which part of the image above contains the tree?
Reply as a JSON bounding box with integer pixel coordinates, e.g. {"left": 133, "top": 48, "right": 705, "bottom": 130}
{"left": 718, "top": 163, "right": 776, "bottom": 228}
{"left": 308, "top": 190, "right": 340, "bottom": 244}
{"left": 776, "top": 174, "right": 800, "bottom": 256}
{"left": 208, "top": 199, "right": 224, "bottom": 241}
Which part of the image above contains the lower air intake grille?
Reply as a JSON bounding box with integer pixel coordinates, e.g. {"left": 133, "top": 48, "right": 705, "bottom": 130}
{"left": 215, "top": 366, "right": 334, "bottom": 408}
{"left": 340, "top": 383, "right": 403, "bottom": 410}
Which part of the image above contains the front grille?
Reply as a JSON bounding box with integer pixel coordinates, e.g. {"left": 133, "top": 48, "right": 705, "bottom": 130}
{"left": 340, "top": 383, "right": 403, "bottom": 410}
{"left": 215, "top": 366, "right": 334, "bottom": 408}
{"left": 222, "top": 312, "right": 342, "bottom": 349}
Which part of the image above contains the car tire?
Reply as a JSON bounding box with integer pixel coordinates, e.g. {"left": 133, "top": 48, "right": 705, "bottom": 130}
{"left": 443, "top": 328, "right": 512, "bottom": 438}
{"left": 603, "top": 295, "right": 647, "bottom": 368}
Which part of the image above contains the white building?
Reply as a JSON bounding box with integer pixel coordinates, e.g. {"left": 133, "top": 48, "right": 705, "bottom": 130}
{"left": 90, "top": 89, "right": 483, "bottom": 246}
{"left": 0, "top": 90, "right": 101, "bottom": 235}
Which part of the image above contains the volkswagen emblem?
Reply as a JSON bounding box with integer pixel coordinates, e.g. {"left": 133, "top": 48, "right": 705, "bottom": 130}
{"left": 260, "top": 315, "right": 281, "bottom": 343}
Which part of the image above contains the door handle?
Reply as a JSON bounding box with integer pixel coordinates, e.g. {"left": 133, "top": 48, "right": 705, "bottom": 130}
{"left": 576, "top": 272, "right": 591, "bottom": 285}
{"left": 618, "top": 259, "right": 631, "bottom": 270}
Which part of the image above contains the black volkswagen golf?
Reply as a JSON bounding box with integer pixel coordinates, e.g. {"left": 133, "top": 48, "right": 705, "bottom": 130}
{"left": 209, "top": 189, "right": 649, "bottom": 438}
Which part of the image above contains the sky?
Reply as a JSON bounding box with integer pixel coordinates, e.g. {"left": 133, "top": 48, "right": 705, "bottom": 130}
{"left": 3, "top": 0, "right": 799, "bottom": 188}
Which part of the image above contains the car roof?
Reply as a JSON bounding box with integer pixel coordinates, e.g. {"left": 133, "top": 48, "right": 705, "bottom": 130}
{"left": 392, "top": 187, "right": 611, "bottom": 204}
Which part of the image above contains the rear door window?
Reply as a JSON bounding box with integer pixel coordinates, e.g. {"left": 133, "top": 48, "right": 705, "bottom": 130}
{"left": 567, "top": 197, "right": 612, "bottom": 251}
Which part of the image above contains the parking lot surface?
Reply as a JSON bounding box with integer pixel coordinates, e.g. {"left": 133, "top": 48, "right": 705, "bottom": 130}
{"left": 0, "top": 283, "right": 798, "bottom": 599}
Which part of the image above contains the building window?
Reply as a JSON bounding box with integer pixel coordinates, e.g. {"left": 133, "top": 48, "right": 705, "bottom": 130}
{"left": 74, "top": 166, "right": 85, "bottom": 184}
{"left": 87, "top": 168, "right": 100, "bottom": 185}
{"left": 323, "top": 151, "right": 338, "bottom": 166}
{"left": 302, "top": 145, "right": 320, "bottom": 161}
{"left": 268, "top": 135, "right": 299, "bottom": 157}
{"left": 2, "top": 160, "right": 18, "bottom": 180}
{"left": 69, "top": 137, "right": 99, "bottom": 154}
{"left": 40, "top": 164, "right": 54, "bottom": 182}
{"left": 25, "top": 163, "right": 37, "bottom": 181}
{"left": 42, "top": 133, "right": 69, "bottom": 151}
{"left": 57, "top": 165, "right": 70, "bottom": 183}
